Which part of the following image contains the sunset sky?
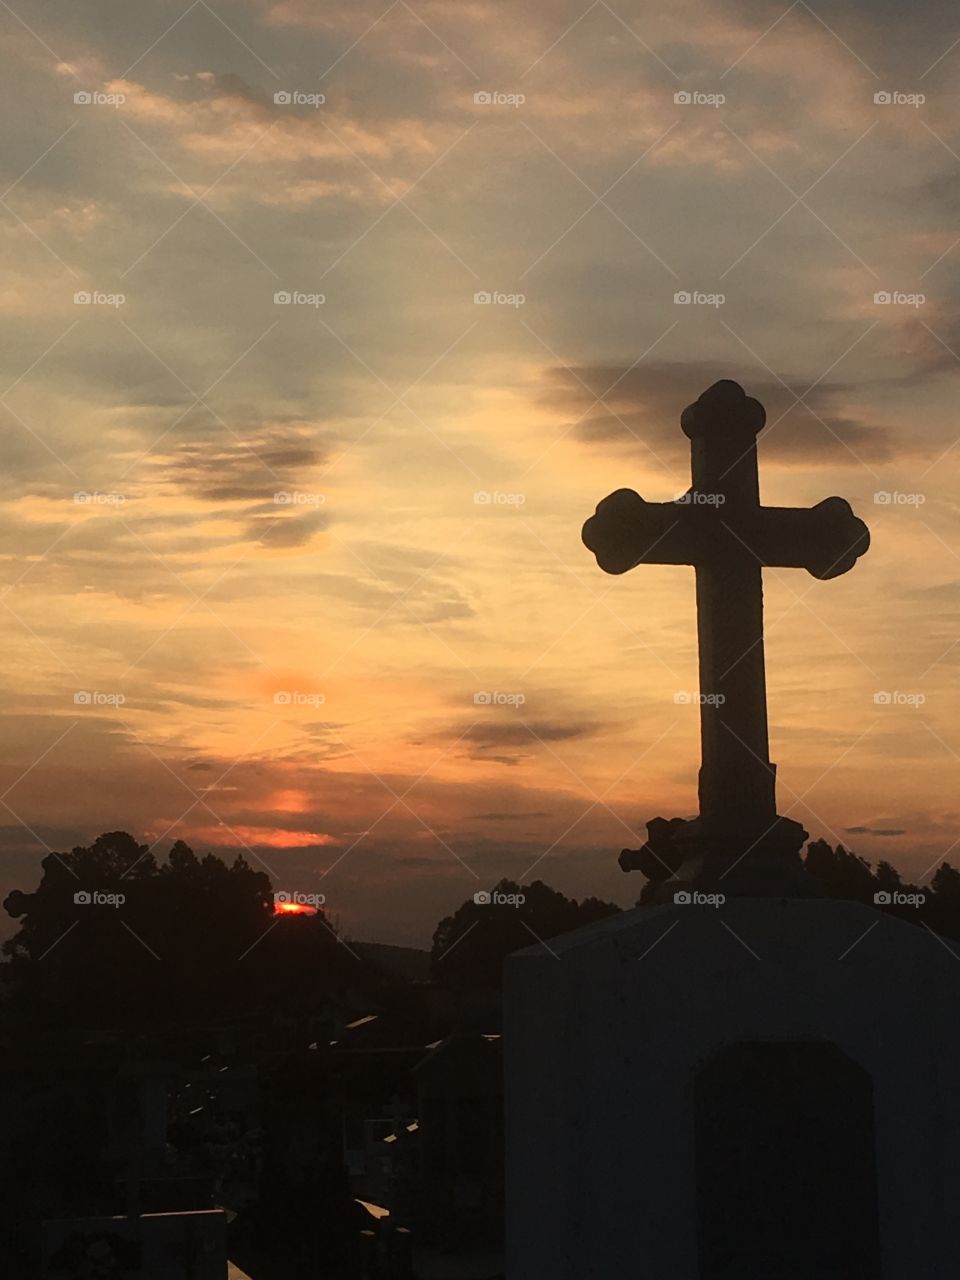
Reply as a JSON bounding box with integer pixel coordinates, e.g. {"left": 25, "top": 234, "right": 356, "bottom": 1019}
{"left": 1, "top": 0, "right": 958, "bottom": 946}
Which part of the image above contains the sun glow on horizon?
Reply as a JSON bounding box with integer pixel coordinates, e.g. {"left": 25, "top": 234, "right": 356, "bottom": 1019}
{"left": 273, "top": 900, "right": 317, "bottom": 916}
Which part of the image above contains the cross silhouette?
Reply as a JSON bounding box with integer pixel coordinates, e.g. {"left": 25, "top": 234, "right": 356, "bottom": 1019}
{"left": 582, "top": 379, "right": 870, "bottom": 895}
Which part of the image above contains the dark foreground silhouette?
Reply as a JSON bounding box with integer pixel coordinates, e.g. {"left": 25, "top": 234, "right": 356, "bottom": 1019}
{"left": 1, "top": 831, "right": 953, "bottom": 1277}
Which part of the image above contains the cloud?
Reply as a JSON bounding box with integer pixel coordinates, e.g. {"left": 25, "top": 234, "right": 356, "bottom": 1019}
{"left": 307, "top": 541, "right": 476, "bottom": 624}
{"left": 470, "top": 810, "right": 551, "bottom": 820}
{"left": 726, "top": 0, "right": 960, "bottom": 58}
{"left": 155, "top": 422, "right": 329, "bottom": 503}
{"left": 846, "top": 824, "right": 907, "bottom": 837}
{"left": 537, "top": 360, "right": 919, "bottom": 467}
{"left": 246, "top": 507, "right": 326, "bottom": 547}
{"left": 441, "top": 718, "right": 601, "bottom": 764}
{"left": 98, "top": 72, "right": 456, "bottom": 210}
{"left": 183, "top": 824, "right": 339, "bottom": 848}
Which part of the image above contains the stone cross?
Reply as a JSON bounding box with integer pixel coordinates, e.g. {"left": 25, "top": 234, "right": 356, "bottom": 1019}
{"left": 582, "top": 379, "right": 869, "bottom": 895}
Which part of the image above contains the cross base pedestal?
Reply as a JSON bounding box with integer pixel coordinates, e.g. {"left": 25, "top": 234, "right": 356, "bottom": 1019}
{"left": 620, "top": 812, "right": 817, "bottom": 899}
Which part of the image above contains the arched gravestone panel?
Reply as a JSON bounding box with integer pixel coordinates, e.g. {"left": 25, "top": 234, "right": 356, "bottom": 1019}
{"left": 695, "top": 1041, "right": 881, "bottom": 1280}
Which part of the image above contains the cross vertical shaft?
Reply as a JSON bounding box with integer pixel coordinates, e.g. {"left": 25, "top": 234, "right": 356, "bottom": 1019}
{"left": 687, "top": 405, "right": 776, "bottom": 841}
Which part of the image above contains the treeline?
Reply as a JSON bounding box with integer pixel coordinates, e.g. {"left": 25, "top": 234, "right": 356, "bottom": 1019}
{"left": 430, "top": 878, "right": 620, "bottom": 990}
{"left": 2, "top": 831, "right": 365, "bottom": 1027}
{"left": 804, "top": 838, "right": 960, "bottom": 937}
{"left": 5, "top": 832, "right": 958, "bottom": 1022}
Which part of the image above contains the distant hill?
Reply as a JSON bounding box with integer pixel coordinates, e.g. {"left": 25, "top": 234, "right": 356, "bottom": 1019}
{"left": 350, "top": 941, "right": 432, "bottom": 982}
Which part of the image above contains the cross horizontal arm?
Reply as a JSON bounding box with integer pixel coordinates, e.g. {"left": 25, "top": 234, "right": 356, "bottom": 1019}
{"left": 582, "top": 491, "right": 869, "bottom": 580}
{"left": 730, "top": 497, "right": 870, "bottom": 580}
{"left": 581, "top": 488, "right": 699, "bottom": 575}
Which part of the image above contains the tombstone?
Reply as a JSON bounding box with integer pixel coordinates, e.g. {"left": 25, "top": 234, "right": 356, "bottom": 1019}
{"left": 504, "top": 382, "right": 960, "bottom": 1277}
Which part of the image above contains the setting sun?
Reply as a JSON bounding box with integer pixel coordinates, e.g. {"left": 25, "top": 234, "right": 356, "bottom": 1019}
{"left": 273, "top": 901, "right": 317, "bottom": 916}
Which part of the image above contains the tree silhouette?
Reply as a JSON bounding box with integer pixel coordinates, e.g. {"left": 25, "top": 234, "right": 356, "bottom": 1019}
{"left": 802, "top": 838, "right": 960, "bottom": 938}
{"left": 430, "top": 879, "right": 619, "bottom": 992}
{"left": 805, "top": 838, "right": 877, "bottom": 901}
{"left": 3, "top": 831, "right": 357, "bottom": 1029}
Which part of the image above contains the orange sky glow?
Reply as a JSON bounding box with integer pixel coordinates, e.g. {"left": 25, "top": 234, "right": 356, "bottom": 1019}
{"left": 0, "top": 0, "right": 957, "bottom": 945}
